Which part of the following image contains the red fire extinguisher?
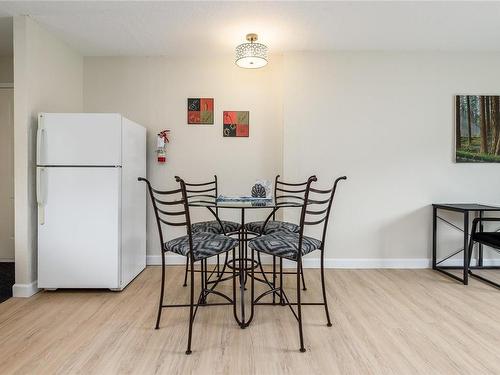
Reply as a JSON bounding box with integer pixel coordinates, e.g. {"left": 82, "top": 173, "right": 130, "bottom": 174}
{"left": 157, "top": 130, "right": 170, "bottom": 164}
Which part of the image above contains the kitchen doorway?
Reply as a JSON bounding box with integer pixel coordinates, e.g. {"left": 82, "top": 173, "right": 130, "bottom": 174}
{"left": 0, "top": 86, "right": 14, "bottom": 302}
{"left": 0, "top": 16, "right": 14, "bottom": 302}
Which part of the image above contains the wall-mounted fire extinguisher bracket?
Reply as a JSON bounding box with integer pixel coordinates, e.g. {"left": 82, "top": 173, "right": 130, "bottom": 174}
{"left": 157, "top": 130, "right": 170, "bottom": 164}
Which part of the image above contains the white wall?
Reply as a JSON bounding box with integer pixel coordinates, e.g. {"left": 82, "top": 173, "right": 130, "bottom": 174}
{"left": 283, "top": 52, "right": 500, "bottom": 266}
{"left": 84, "top": 51, "right": 500, "bottom": 267}
{"left": 83, "top": 56, "right": 283, "bottom": 260}
{"left": 16, "top": 39, "right": 498, "bottom": 275}
{"left": 13, "top": 16, "right": 83, "bottom": 296}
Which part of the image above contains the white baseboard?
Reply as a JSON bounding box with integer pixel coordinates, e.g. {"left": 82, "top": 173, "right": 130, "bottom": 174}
{"left": 317, "top": 258, "right": 431, "bottom": 269}
{"left": 0, "top": 258, "right": 14, "bottom": 262}
{"left": 440, "top": 258, "right": 500, "bottom": 267}
{"left": 146, "top": 254, "right": 432, "bottom": 269}
{"left": 12, "top": 281, "right": 40, "bottom": 298}
{"left": 146, "top": 253, "right": 500, "bottom": 269}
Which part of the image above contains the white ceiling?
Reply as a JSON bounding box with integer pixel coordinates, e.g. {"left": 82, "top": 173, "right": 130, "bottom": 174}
{"left": 0, "top": 17, "right": 12, "bottom": 56}
{"left": 0, "top": 1, "right": 499, "bottom": 57}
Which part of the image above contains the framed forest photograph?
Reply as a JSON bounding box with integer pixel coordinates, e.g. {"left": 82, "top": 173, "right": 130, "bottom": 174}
{"left": 456, "top": 95, "right": 500, "bottom": 163}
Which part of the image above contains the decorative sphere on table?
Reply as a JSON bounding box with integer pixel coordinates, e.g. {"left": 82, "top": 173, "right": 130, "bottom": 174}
{"left": 251, "top": 183, "right": 266, "bottom": 198}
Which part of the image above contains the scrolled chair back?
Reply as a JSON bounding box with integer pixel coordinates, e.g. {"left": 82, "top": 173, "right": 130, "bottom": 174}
{"left": 297, "top": 175, "right": 347, "bottom": 255}
{"left": 175, "top": 175, "right": 218, "bottom": 212}
{"left": 138, "top": 176, "right": 194, "bottom": 263}
{"left": 274, "top": 174, "right": 309, "bottom": 207}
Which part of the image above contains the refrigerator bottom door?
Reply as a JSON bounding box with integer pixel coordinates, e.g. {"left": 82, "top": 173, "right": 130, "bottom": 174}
{"left": 38, "top": 167, "right": 121, "bottom": 289}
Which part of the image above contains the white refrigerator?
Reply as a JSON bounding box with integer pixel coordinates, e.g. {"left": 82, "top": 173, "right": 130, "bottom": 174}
{"left": 37, "top": 113, "right": 146, "bottom": 290}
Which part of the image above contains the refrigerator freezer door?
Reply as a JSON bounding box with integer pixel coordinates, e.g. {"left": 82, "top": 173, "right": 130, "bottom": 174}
{"left": 38, "top": 167, "right": 121, "bottom": 289}
{"left": 37, "top": 113, "right": 122, "bottom": 166}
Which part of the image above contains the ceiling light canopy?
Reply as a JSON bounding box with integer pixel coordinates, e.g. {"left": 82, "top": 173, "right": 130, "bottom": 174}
{"left": 235, "top": 33, "right": 268, "bottom": 69}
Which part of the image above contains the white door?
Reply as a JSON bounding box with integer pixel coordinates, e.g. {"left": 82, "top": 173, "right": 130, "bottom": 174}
{"left": 0, "top": 88, "right": 14, "bottom": 261}
{"left": 37, "top": 113, "right": 122, "bottom": 166}
{"left": 38, "top": 167, "right": 121, "bottom": 289}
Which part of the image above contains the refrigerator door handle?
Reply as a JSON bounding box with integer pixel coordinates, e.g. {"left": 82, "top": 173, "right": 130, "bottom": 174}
{"left": 37, "top": 167, "right": 46, "bottom": 225}
{"left": 36, "top": 127, "right": 45, "bottom": 165}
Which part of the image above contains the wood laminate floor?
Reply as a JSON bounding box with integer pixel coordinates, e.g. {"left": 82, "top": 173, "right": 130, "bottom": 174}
{"left": 1, "top": 266, "right": 499, "bottom": 374}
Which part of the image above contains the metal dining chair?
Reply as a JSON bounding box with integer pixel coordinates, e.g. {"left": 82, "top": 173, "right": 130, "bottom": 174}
{"left": 139, "top": 177, "right": 238, "bottom": 355}
{"left": 248, "top": 175, "right": 347, "bottom": 352}
{"left": 179, "top": 175, "right": 241, "bottom": 287}
{"left": 467, "top": 217, "right": 500, "bottom": 288}
{"left": 245, "top": 175, "right": 309, "bottom": 297}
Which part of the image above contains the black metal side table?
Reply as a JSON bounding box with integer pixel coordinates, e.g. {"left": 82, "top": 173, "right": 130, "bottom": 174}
{"left": 432, "top": 203, "right": 500, "bottom": 285}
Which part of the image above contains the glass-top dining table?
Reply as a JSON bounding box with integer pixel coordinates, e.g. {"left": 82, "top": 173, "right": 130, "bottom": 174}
{"left": 188, "top": 197, "right": 303, "bottom": 328}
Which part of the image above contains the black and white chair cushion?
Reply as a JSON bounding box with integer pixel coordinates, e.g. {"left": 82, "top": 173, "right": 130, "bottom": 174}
{"left": 191, "top": 220, "right": 241, "bottom": 235}
{"left": 165, "top": 232, "right": 238, "bottom": 261}
{"left": 248, "top": 231, "right": 322, "bottom": 261}
{"left": 244, "top": 220, "right": 300, "bottom": 235}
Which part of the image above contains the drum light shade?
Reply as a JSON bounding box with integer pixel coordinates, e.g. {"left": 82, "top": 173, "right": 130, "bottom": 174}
{"left": 235, "top": 33, "right": 268, "bottom": 69}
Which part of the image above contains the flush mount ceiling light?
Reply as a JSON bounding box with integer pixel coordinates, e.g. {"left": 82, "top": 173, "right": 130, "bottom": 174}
{"left": 235, "top": 33, "right": 268, "bottom": 69}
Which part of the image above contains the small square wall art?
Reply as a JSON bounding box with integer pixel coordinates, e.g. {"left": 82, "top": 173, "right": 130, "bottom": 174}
{"left": 187, "top": 98, "right": 214, "bottom": 124}
{"left": 223, "top": 111, "right": 249, "bottom": 137}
